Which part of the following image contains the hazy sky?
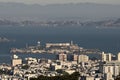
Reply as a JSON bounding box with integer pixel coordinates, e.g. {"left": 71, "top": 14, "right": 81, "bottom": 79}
{"left": 0, "top": 0, "right": 120, "bottom": 5}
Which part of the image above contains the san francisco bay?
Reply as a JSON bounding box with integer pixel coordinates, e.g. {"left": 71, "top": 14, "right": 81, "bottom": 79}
{"left": 0, "top": 25, "right": 120, "bottom": 64}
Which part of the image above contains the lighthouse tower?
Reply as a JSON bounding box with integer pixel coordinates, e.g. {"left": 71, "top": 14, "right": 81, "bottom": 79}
{"left": 37, "top": 41, "right": 41, "bottom": 47}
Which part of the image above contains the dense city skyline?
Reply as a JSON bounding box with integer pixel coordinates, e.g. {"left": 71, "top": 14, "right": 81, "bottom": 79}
{"left": 0, "top": 0, "right": 120, "bottom": 5}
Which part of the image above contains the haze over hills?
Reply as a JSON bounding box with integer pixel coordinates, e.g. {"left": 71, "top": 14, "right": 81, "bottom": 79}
{"left": 0, "top": 2, "right": 120, "bottom": 21}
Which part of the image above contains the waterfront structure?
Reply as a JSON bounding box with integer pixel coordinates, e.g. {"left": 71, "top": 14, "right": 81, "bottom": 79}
{"left": 101, "top": 52, "right": 112, "bottom": 62}
{"left": 12, "top": 54, "right": 22, "bottom": 66}
{"left": 78, "top": 54, "right": 89, "bottom": 63}
{"left": 58, "top": 53, "right": 67, "bottom": 61}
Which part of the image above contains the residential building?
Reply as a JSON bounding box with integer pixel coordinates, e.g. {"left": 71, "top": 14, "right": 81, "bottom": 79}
{"left": 12, "top": 54, "right": 22, "bottom": 66}
{"left": 58, "top": 53, "right": 67, "bottom": 61}
{"left": 101, "top": 52, "right": 112, "bottom": 62}
{"left": 78, "top": 54, "right": 89, "bottom": 63}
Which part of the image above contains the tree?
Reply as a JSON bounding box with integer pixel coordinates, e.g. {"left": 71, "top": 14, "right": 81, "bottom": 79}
{"left": 30, "top": 71, "right": 80, "bottom": 80}
{"left": 21, "top": 64, "right": 29, "bottom": 70}
{"left": 56, "top": 69, "right": 69, "bottom": 75}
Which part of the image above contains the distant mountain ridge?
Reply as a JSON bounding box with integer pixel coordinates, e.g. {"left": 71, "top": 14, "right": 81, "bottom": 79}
{"left": 0, "top": 18, "right": 120, "bottom": 28}
{"left": 0, "top": 2, "right": 120, "bottom": 21}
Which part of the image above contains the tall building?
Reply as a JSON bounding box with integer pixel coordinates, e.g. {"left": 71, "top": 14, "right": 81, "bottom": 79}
{"left": 101, "top": 52, "right": 112, "bottom": 62}
{"left": 12, "top": 54, "right": 22, "bottom": 66}
{"left": 117, "top": 52, "right": 120, "bottom": 61}
{"left": 104, "top": 72, "right": 114, "bottom": 80}
{"left": 58, "top": 53, "right": 67, "bottom": 61}
{"left": 106, "top": 53, "right": 112, "bottom": 61}
{"left": 78, "top": 54, "right": 89, "bottom": 63}
{"left": 99, "top": 61, "right": 120, "bottom": 77}
{"left": 73, "top": 54, "right": 78, "bottom": 61}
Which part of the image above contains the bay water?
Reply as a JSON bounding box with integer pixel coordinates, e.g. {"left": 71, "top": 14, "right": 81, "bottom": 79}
{"left": 0, "top": 25, "right": 120, "bottom": 64}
